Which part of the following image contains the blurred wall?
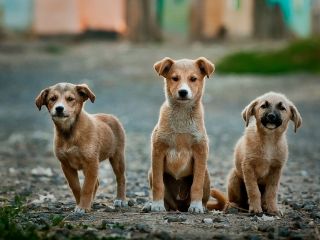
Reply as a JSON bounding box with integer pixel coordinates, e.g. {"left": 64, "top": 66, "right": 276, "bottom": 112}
{"left": 34, "top": 0, "right": 126, "bottom": 35}
{"left": 3, "top": 0, "right": 34, "bottom": 31}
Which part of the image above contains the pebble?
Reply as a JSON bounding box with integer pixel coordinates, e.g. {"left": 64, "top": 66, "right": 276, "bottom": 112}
{"left": 202, "top": 218, "right": 213, "bottom": 224}
{"left": 225, "top": 207, "right": 238, "bottom": 214}
{"left": 103, "top": 206, "right": 117, "bottom": 212}
{"left": 136, "top": 223, "right": 152, "bottom": 233}
{"left": 278, "top": 227, "right": 290, "bottom": 237}
{"left": 164, "top": 215, "right": 187, "bottom": 223}
{"left": 151, "top": 230, "right": 172, "bottom": 240}
{"left": 134, "top": 191, "right": 146, "bottom": 197}
{"left": 128, "top": 199, "right": 135, "bottom": 207}
{"left": 136, "top": 197, "right": 148, "bottom": 204}
{"left": 92, "top": 202, "right": 106, "bottom": 210}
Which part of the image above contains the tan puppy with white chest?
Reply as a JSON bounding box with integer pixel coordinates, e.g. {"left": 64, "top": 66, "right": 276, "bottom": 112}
{"left": 228, "top": 92, "right": 302, "bottom": 214}
{"left": 149, "top": 57, "right": 225, "bottom": 213}
{"left": 35, "top": 83, "right": 127, "bottom": 213}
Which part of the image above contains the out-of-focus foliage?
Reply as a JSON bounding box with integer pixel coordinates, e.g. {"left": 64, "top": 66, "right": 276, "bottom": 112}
{"left": 217, "top": 38, "right": 320, "bottom": 74}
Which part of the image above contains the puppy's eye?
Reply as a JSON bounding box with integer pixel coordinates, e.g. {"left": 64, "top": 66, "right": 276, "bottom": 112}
{"left": 49, "top": 96, "right": 57, "bottom": 102}
{"left": 261, "top": 102, "right": 269, "bottom": 109}
{"left": 190, "top": 76, "right": 197, "bottom": 82}
{"left": 278, "top": 105, "right": 286, "bottom": 111}
{"left": 66, "top": 97, "right": 74, "bottom": 102}
{"left": 172, "top": 76, "right": 179, "bottom": 82}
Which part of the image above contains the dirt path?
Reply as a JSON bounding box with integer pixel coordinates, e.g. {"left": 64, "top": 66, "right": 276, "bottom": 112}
{"left": 0, "top": 40, "right": 319, "bottom": 239}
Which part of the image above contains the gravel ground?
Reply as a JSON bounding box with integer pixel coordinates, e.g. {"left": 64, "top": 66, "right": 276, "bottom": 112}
{"left": 0, "top": 40, "right": 319, "bottom": 239}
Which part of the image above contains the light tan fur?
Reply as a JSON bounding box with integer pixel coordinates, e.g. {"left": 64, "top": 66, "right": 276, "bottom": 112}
{"left": 35, "top": 83, "right": 127, "bottom": 213}
{"left": 227, "top": 92, "right": 302, "bottom": 214}
{"left": 149, "top": 57, "right": 225, "bottom": 213}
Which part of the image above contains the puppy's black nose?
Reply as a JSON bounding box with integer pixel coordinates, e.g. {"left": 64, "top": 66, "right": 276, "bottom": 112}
{"left": 178, "top": 89, "right": 188, "bottom": 98}
{"left": 267, "top": 113, "right": 276, "bottom": 122}
{"left": 55, "top": 106, "right": 64, "bottom": 113}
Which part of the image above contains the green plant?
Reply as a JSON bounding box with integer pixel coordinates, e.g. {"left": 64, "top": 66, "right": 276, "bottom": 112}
{"left": 216, "top": 38, "right": 320, "bottom": 74}
{"left": 0, "top": 196, "right": 39, "bottom": 240}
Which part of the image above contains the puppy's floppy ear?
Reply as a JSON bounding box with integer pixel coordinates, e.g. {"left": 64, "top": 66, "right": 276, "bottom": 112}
{"left": 290, "top": 104, "right": 302, "bottom": 132}
{"left": 154, "top": 57, "right": 174, "bottom": 77}
{"left": 76, "top": 84, "right": 96, "bottom": 103}
{"left": 195, "top": 57, "right": 215, "bottom": 78}
{"left": 35, "top": 88, "right": 49, "bottom": 111}
{"left": 242, "top": 100, "right": 258, "bottom": 127}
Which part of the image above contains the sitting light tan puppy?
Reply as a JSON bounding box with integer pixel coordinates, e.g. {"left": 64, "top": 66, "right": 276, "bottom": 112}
{"left": 148, "top": 57, "right": 225, "bottom": 213}
{"left": 35, "top": 83, "right": 127, "bottom": 213}
{"left": 227, "top": 92, "right": 302, "bottom": 214}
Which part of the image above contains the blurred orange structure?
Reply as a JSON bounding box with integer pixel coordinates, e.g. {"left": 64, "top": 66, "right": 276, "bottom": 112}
{"left": 33, "top": 0, "right": 126, "bottom": 35}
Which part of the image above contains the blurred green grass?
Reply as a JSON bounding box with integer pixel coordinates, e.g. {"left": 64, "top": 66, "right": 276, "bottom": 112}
{"left": 216, "top": 38, "right": 320, "bottom": 74}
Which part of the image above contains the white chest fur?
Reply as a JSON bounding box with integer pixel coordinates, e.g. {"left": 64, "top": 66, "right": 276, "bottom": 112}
{"left": 164, "top": 133, "right": 195, "bottom": 180}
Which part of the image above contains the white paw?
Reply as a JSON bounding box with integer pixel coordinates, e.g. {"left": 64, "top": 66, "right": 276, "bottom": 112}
{"left": 188, "top": 201, "right": 204, "bottom": 214}
{"left": 113, "top": 199, "right": 128, "bottom": 208}
{"left": 74, "top": 206, "right": 86, "bottom": 214}
{"left": 151, "top": 200, "right": 166, "bottom": 212}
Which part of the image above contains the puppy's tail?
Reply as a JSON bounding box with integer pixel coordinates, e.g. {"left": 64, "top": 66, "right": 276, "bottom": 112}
{"left": 206, "top": 188, "right": 227, "bottom": 211}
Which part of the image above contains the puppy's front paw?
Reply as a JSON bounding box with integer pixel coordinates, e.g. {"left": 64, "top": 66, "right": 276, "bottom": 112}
{"left": 249, "top": 204, "right": 263, "bottom": 214}
{"left": 151, "top": 200, "right": 166, "bottom": 212}
{"left": 114, "top": 199, "right": 128, "bottom": 208}
{"left": 74, "top": 206, "right": 87, "bottom": 214}
{"left": 264, "top": 204, "right": 279, "bottom": 215}
{"left": 188, "top": 201, "right": 204, "bottom": 214}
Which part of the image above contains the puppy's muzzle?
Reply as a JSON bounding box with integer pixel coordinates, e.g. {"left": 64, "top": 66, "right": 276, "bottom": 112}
{"left": 261, "top": 112, "right": 282, "bottom": 129}
{"left": 178, "top": 89, "right": 188, "bottom": 99}
{"left": 56, "top": 106, "right": 64, "bottom": 114}
{"left": 52, "top": 104, "right": 69, "bottom": 118}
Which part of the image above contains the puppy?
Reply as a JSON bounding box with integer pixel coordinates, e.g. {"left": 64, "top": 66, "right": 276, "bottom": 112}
{"left": 148, "top": 57, "right": 226, "bottom": 213}
{"left": 227, "top": 92, "right": 302, "bottom": 214}
{"left": 35, "top": 83, "right": 127, "bottom": 213}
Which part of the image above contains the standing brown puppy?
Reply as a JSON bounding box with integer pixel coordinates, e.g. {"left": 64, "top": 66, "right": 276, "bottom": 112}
{"left": 227, "top": 92, "right": 302, "bottom": 214}
{"left": 35, "top": 83, "right": 127, "bottom": 213}
{"left": 148, "top": 57, "right": 225, "bottom": 213}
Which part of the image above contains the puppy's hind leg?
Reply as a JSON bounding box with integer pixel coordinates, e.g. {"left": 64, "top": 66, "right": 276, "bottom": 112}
{"left": 110, "top": 151, "right": 127, "bottom": 208}
{"left": 227, "top": 169, "right": 248, "bottom": 210}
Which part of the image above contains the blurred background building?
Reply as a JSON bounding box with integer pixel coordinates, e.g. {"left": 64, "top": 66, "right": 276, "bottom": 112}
{"left": 0, "top": 0, "right": 319, "bottom": 41}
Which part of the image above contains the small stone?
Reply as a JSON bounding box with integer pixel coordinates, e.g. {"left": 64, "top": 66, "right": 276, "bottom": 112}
{"left": 278, "top": 227, "right": 290, "bottom": 237}
{"left": 212, "top": 234, "right": 231, "bottom": 240}
{"left": 245, "top": 234, "right": 261, "bottom": 240}
{"left": 293, "top": 221, "right": 306, "bottom": 229}
{"left": 225, "top": 207, "right": 238, "bottom": 214}
{"left": 103, "top": 206, "right": 117, "bottom": 212}
{"left": 92, "top": 202, "right": 105, "bottom": 210}
{"left": 303, "top": 204, "right": 315, "bottom": 211}
{"left": 141, "top": 202, "right": 151, "bottom": 213}
{"left": 151, "top": 230, "right": 172, "bottom": 240}
{"left": 128, "top": 199, "right": 135, "bottom": 207}
{"left": 164, "top": 215, "right": 187, "bottom": 223}
{"left": 134, "top": 191, "right": 146, "bottom": 197}
{"left": 202, "top": 218, "right": 213, "bottom": 224}
{"left": 310, "top": 212, "right": 320, "bottom": 219}
{"left": 136, "top": 197, "right": 148, "bottom": 204}
{"left": 136, "top": 223, "right": 151, "bottom": 233}
{"left": 291, "top": 203, "right": 303, "bottom": 210}
{"left": 212, "top": 217, "right": 224, "bottom": 223}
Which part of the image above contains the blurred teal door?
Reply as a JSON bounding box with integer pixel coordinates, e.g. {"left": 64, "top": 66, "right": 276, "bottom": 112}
{"left": 268, "top": 0, "right": 312, "bottom": 37}
{"left": 161, "top": 0, "right": 191, "bottom": 39}
{"left": 3, "top": 0, "right": 34, "bottom": 31}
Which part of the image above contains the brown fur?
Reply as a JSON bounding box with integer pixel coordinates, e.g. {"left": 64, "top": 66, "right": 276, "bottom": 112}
{"left": 227, "top": 92, "right": 302, "bottom": 214}
{"left": 35, "top": 83, "right": 127, "bottom": 213}
{"left": 149, "top": 57, "right": 225, "bottom": 213}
